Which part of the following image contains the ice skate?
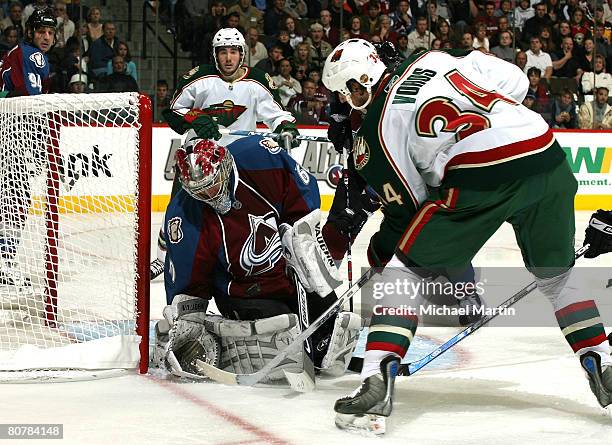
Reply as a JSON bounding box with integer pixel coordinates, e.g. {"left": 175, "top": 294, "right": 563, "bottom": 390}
{"left": 458, "top": 293, "right": 484, "bottom": 326}
{"left": 581, "top": 351, "right": 612, "bottom": 408}
{"left": 334, "top": 355, "right": 400, "bottom": 435}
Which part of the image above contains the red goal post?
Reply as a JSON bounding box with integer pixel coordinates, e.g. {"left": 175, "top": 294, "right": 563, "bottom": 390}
{"left": 0, "top": 92, "right": 151, "bottom": 381}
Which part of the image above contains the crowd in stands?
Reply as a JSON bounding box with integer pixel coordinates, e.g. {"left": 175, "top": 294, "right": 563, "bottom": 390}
{"left": 3, "top": 0, "right": 612, "bottom": 128}
{"left": 0, "top": 0, "right": 138, "bottom": 94}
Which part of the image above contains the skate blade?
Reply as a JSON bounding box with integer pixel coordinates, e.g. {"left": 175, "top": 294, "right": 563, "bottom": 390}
{"left": 335, "top": 413, "right": 386, "bottom": 436}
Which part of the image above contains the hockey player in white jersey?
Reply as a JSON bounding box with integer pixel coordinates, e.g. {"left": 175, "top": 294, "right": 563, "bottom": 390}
{"left": 154, "top": 28, "right": 299, "bottom": 271}
{"left": 322, "top": 40, "right": 612, "bottom": 433}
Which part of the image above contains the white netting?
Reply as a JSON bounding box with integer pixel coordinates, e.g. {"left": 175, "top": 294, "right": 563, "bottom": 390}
{"left": 0, "top": 93, "right": 149, "bottom": 381}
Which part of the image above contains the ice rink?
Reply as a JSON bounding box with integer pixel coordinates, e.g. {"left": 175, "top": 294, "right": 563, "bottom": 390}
{"left": 2, "top": 210, "right": 612, "bottom": 445}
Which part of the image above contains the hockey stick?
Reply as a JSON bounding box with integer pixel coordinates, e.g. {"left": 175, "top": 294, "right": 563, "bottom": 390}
{"left": 396, "top": 244, "right": 590, "bottom": 376}
{"left": 283, "top": 267, "right": 316, "bottom": 392}
{"left": 150, "top": 258, "right": 164, "bottom": 280}
{"left": 219, "top": 129, "right": 331, "bottom": 143}
{"left": 196, "top": 266, "right": 378, "bottom": 385}
{"left": 342, "top": 148, "right": 354, "bottom": 312}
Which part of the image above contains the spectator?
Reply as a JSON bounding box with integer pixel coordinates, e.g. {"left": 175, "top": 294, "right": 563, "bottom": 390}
{"left": 319, "top": 9, "right": 339, "bottom": 47}
{"left": 426, "top": 1, "right": 441, "bottom": 32}
{"left": 570, "top": 7, "right": 590, "bottom": 38}
{"left": 284, "top": 16, "right": 304, "bottom": 48}
{"left": 578, "top": 86, "right": 612, "bottom": 128}
{"left": 150, "top": 79, "right": 170, "bottom": 122}
{"left": 65, "top": 0, "right": 88, "bottom": 24}
{"left": 291, "top": 41, "right": 310, "bottom": 71}
{"left": 491, "top": 30, "right": 515, "bottom": 62}
{"left": 525, "top": 36, "right": 552, "bottom": 79}
{"left": 275, "top": 29, "right": 294, "bottom": 58}
{"left": 514, "top": 0, "right": 534, "bottom": 32}
{"left": 0, "top": 25, "right": 18, "bottom": 58}
{"left": 364, "top": 0, "right": 382, "bottom": 36}
{"left": 86, "top": 6, "right": 102, "bottom": 41}
{"left": 306, "top": 22, "right": 332, "bottom": 71}
{"left": 515, "top": 50, "right": 527, "bottom": 71}
{"left": 348, "top": 15, "right": 369, "bottom": 40}
{"left": 396, "top": 33, "right": 410, "bottom": 58}
{"left": 495, "top": 0, "right": 514, "bottom": 23}
{"left": 475, "top": 0, "right": 498, "bottom": 37}
{"left": 191, "top": 1, "right": 226, "bottom": 64}
{"left": 272, "top": 58, "right": 301, "bottom": 106}
{"left": 264, "top": 0, "right": 289, "bottom": 37}
{"left": 308, "top": 67, "right": 330, "bottom": 102}
{"left": 539, "top": 25, "right": 555, "bottom": 53}
{"left": 552, "top": 36, "right": 583, "bottom": 80}
{"left": 448, "top": 0, "right": 471, "bottom": 35}
{"left": 407, "top": 16, "right": 434, "bottom": 51}
{"left": 473, "top": 22, "right": 489, "bottom": 52}
{"left": 389, "top": 0, "right": 412, "bottom": 35}
{"left": 107, "top": 41, "right": 136, "bottom": 81}
{"left": 245, "top": 27, "right": 267, "bottom": 67}
{"left": 89, "top": 21, "right": 119, "bottom": 78}
{"left": 522, "top": 91, "right": 537, "bottom": 111}
{"left": 68, "top": 72, "right": 87, "bottom": 93}
{"left": 254, "top": 44, "right": 283, "bottom": 76}
{"left": 435, "top": 18, "right": 456, "bottom": 48}
{"left": 526, "top": 66, "right": 551, "bottom": 120}
{"left": 223, "top": 12, "right": 246, "bottom": 37}
{"left": 460, "top": 31, "right": 473, "bottom": 50}
{"left": 576, "top": 37, "right": 596, "bottom": 73}
{"left": 593, "top": 22, "right": 611, "bottom": 61}
{"left": 0, "top": 2, "right": 25, "bottom": 39}
{"left": 545, "top": 0, "right": 560, "bottom": 23}
{"left": 554, "top": 20, "right": 572, "bottom": 48}
{"left": 287, "top": 78, "right": 328, "bottom": 124}
{"left": 561, "top": 0, "right": 578, "bottom": 22}
{"left": 23, "top": 0, "right": 47, "bottom": 22}
{"left": 59, "top": 36, "right": 87, "bottom": 83}
{"left": 605, "top": 0, "right": 612, "bottom": 24}
{"left": 228, "top": 0, "right": 263, "bottom": 35}
{"left": 581, "top": 55, "right": 612, "bottom": 95}
{"left": 550, "top": 88, "right": 577, "bottom": 128}
{"left": 285, "top": 0, "right": 308, "bottom": 19}
{"left": 53, "top": 0, "right": 74, "bottom": 48}
{"left": 95, "top": 55, "right": 138, "bottom": 92}
{"left": 489, "top": 15, "right": 511, "bottom": 48}
{"left": 329, "top": 0, "right": 351, "bottom": 30}
{"left": 522, "top": 2, "right": 552, "bottom": 45}
{"left": 372, "top": 14, "right": 399, "bottom": 44}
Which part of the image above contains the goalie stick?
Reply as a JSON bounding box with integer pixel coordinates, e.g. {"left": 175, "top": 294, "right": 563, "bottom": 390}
{"left": 195, "top": 267, "right": 378, "bottom": 385}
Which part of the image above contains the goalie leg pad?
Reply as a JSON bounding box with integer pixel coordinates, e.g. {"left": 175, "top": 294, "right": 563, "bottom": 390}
{"left": 320, "top": 311, "right": 363, "bottom": 377}
{"left": 204, "top": 313, "right": 304, "bottom": 382}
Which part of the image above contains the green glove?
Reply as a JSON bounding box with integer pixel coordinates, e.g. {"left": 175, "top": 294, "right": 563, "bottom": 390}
{"left": 274, "top": 121, "right": 300, "bottom": 149}
{"left": 189, "top": 114, "right": 222, "bottom": 140}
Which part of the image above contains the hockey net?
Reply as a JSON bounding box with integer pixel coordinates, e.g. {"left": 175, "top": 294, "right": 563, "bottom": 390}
{"left": 0, "top": 93, "right": 151, "bottom": 382}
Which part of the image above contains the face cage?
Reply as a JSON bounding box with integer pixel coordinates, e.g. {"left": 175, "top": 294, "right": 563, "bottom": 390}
{"left": 182, "top": 151, "right": 234, "bottom": 214}
{"left": 344, "top": 81, "right": 373, "bottom": 111}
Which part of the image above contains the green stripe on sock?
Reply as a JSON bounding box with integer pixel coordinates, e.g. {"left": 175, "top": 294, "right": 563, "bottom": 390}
{"left": 557, "top": 307, "right": 600, "bottom": 330}
{"left": 371, "top": 314, "right": 417, "bottom": 330}
{"left": 565, "top": 323, "right": 606, "bottom": 346}
{"left": 367, "top": 330, "right": 412, "bottom": 350}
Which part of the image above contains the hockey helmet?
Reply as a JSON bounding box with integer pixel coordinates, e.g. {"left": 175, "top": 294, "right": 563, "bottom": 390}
{"left": 25, "top": 7, "right": 57, "bottom": 42}
{"left": 175, "top": 137, "right": 235, "bottom": 214}
{"left": 322, "top": 39, "right": 387, "bottom": 110}
{"left": 212, "top": 28, "right": 247, "bottom": 74}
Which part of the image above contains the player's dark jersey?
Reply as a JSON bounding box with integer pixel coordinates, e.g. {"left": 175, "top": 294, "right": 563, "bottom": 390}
{"left": 0, "top": 42, "right": 50, "bottom": 96}
{"left": 164, "top": 135, "right": 337, "bottom": 304}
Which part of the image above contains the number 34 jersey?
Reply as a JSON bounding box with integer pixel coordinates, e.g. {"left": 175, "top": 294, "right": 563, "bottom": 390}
{"left": 354, "top": 49, "right": 565, "bottom": 264}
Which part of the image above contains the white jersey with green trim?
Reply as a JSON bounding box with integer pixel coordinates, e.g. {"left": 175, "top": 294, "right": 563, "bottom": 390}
{"left": 359, "top": 50, "right": 552, "bottom": 197}
{"left": 167, "top": 65, "right": 294, "bottom": 146}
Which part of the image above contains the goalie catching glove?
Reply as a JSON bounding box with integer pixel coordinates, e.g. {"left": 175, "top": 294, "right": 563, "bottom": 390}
{"left": 280, "top": 209, "right": 342, "bottom": 297}
{"left": 584, "top": 209, "right": 612, "bottom": 259}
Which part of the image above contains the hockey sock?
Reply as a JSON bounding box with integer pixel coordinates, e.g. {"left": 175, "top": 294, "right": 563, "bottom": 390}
{"left": 555, "top": 300, "right": 610, "bottom": 363}
{"left": 361, "top": 312, "right": 417, "bottom": 379}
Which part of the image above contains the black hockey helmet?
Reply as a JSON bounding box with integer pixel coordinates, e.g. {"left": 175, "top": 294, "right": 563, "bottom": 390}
{"left": 25, "top": 7, "right": 57, "bottom": 41}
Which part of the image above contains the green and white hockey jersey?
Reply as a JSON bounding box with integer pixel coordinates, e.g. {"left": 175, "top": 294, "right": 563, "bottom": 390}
{"left": 355, "top": 49, "right": 565, "bottom": 264}
{"left": 163, "top": 65, "right": 295, "bottom": 145}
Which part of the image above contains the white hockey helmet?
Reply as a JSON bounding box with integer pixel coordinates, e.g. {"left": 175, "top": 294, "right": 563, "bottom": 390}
{"left": 212, "top": 28, "right": 247, "bottom": 73}
{"left": 175, "top": 137, "right": 235, "bottom": 214}
{"left": 322, "top": 39, "right": 387, "bottom": 110}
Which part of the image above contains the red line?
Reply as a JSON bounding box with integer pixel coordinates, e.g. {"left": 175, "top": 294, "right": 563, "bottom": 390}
{"left": 146, "top": 376, "right": 292, "bottom": 445}
{"left": 214, "top": 440, "right": 268, "bottom": 445}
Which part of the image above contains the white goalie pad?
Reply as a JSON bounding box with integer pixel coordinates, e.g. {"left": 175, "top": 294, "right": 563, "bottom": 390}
{"left": 320, "top": 311, "right": 363, "bottom": 377}
{"left": 280, "top": 209, "right": 342, "bottom": 297}
{"left": 204, "top": 313, "right": 304, "bottom": 382}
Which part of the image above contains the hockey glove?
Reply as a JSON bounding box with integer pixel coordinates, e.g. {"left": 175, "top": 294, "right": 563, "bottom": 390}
{"left": 584, "top": 209, "right": 612, "bottom": 258}
{"left": 274, "top": 121, "right": 300, "bottom": 149}
{"left": 187, "top": 113, "right": 222, "bottom": 140}
{"left": 328, "top": 176, "right": 380, "bottom": 238}
{"left": 328, "top": 97, "right": 352, "bottom": 155}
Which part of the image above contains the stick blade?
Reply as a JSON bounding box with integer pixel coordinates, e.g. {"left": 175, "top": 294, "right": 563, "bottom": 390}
{"left": 283, "top": 355, "right": 316, "bottom": 392}
{"left": 195, "top": 359, "right": 239, "bottom": 385}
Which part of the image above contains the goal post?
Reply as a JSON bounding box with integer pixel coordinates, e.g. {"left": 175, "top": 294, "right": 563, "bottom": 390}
{"left": 0, "top": 92, "right": 151, "bottom": 381}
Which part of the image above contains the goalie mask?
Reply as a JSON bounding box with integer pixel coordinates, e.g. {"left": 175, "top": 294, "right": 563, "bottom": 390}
{"left": 212, "top": 28, "right": 247, "bottom": 76}
{"left": 322, "top": 39, "right": 387, "bottom": 110}
{"left": 175, "top": 138, "right": 235, "bottom": 214}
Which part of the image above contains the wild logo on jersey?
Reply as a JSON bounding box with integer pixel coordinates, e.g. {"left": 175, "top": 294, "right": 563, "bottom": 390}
{"left": 239, "top": 212, "right": 283, "bottom": 275}
{"left": 200, "top": 100, "right": 247, "bottom": 127}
